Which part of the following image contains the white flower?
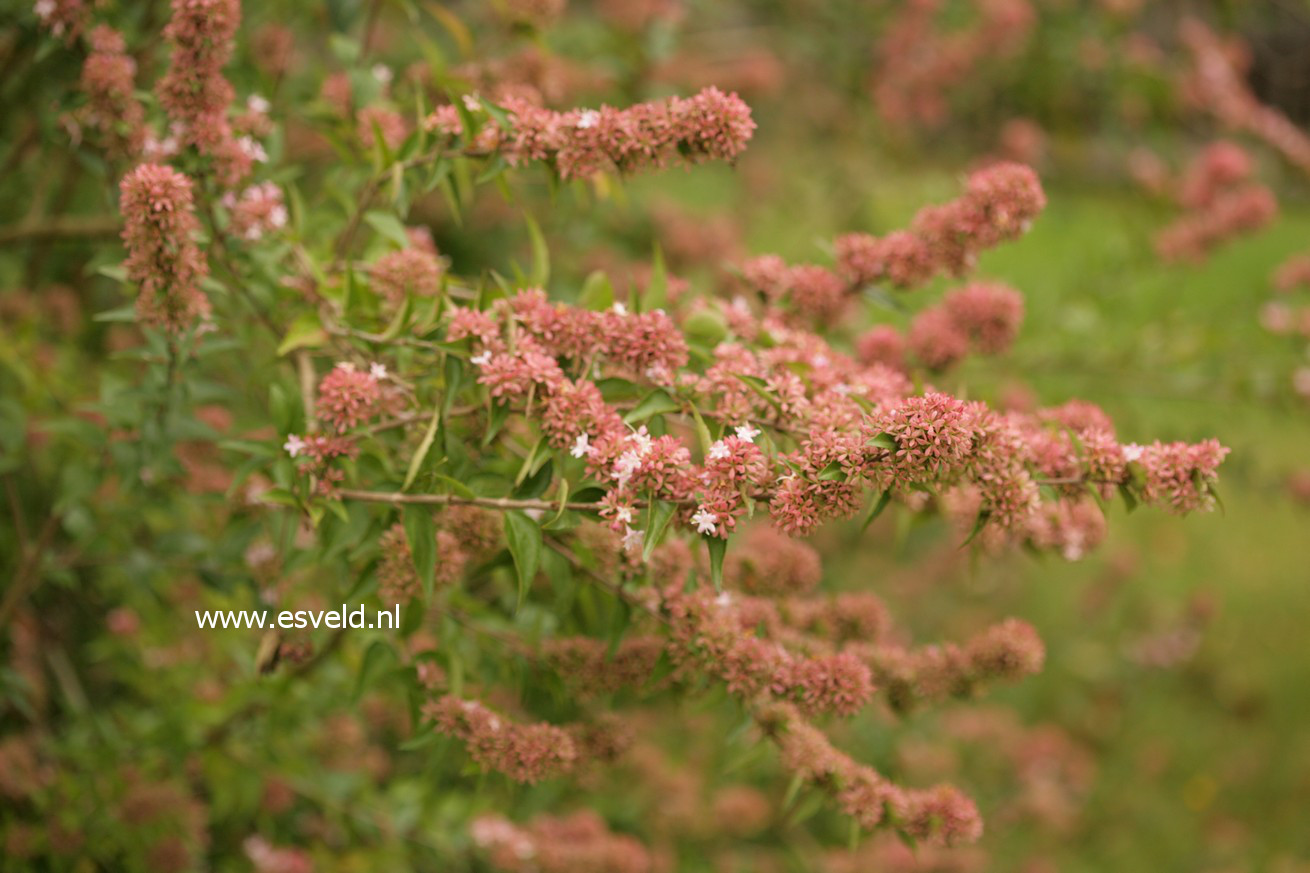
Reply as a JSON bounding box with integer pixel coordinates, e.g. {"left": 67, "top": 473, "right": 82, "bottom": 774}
{"left": 238, "top": 136, "right": 268, "bottom": 163}
{"left": 335, "top": 361, "right": 356, "bottom": 371}
{"left": 691, "top": 508, "right": 718, "bottom": 535}
{"left": 612, "top": 302, "right": 628, "bottom": 316}
{"left": 734, "top": 424, "right": 761, "bottom": 443}
{"left": 462, "top": 94, "right": 482, "bottom": 112}
{"left": 1122, "top": 443, "right": 1144, "bottom": 462}
{"left": 247, "top": 94, "right": 271, "bottom": 114}
{"left": 283, "top": 434, "right": 306, "bottom": 458}
{"left": 269, "top": 204, "right": 289, "bottom": 228}
{"left": 576, "top": 110, "right": 599, "bottom": 130}
{"left": 570, "top": 433, "right": 591, "bottom": 459}
{"left": 707, "top": 440, "right": 731, "bottom": 461}
{"left": 628, "top": 427, "right": 655, "bottom": 456}
{"left": 714, "top": 592, "right": 733, "bottom": 608}
{"left": 813, "top": 354, "right": 830, "bottom": 368}
{"left": 34, "top": 0, "right": 54, "bottom": 20}
{"left": 612, "top": 450, "right": 643, "bottom": 487}
{"left": 471, "top": 350, "right": 492, "bottom": 367}
{"left": 614, "top": 505, "right": 634, "bottom": 525}
{"left": 369, "top": 362, "right": 388, "bottom": 380}
{"left": 371, "top": 64, "right": 393, "bottom": 84}
{"left": 621, "top": 526, "right": 644, "bottom": 552}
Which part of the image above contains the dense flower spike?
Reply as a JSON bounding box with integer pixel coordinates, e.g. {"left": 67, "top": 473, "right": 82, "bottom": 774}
{"left": 80, "top": 26, "right": 145, "bottom": 156}
{"left": 1180, "top": 19, "right": 1310, "bottom": 179}
{"left": 156, "top": 0, "right": 247, "bottom": 184}
{"left": 426, "top": 86, "right": 755, "bottom": 179}
{"left": 369, "top": 248, "right": 446, "bottom": 304}
{"left": 757, "top": 701, "right": 984, "bottom": 845}
{"left": 871, "top": 0, "right": 1034, "bottom": 130}
{"left": 424, "top": 695, "right": 579, "bottom": 783}
{"left": 831, "top": 163, "right": 1046, "bottom": 292}
{"left": 119, "top": 163, "right": 210, "bottom": 331}
{"left": 1156, "top": 143, "right": 1277, "bottom": 262}
{"left": 851, "top": 618, "right": 1045, "bottom": 713}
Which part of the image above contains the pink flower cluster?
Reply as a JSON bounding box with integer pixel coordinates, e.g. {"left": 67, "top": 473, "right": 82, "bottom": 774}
{"left": 426, "top": 86, "right": 755, "bottom": 179}
{"left": 375, "top": 523, "right": 464, "bottom": 603}
{"left": 470, "top": 812, "right": 652, "bottom": 873}
{"left": 850, "top": 618, "right": 1045, "bottom": 713}
{"left": 423, "top": 695, "right": 579, "bottom": 783}
{"left": 541, "top": 635, "right": 667, "bottom": 696}
{"left": 222, "top": 182, "right": 287, "bottom": 241}
{"left": 1129, "top": 439, "right": 1229, "bottom": 513}
{"left": 833, "top": 163, "right": 1047, "bottom": 291}
{"left": 901, "top": 281, "right": 1024, "bottom": 370}
{"left": 79, "top": 26, "right": 145, "bottom": 156}
{"left": 871, "top": 0, "right": 1034, "bottom": 130}
{"left": 316, "top": 363, "right": 382, "bottom": 432}
{"left": 758, "top": 701, "right": 984, "bottom": 845}
{"left": 357, "top": 106, "right": 408, "bottom": 152}
{"left": 369, "top": 248, "right": 446, "bottom": 304}
{"left": 664, "top": 588, "right": 876, "bottom": 717}
{"left": 119, "top": 163, "right": 210, "bottom": 331}
{"left": 1156, "top": 142, "right": 1277, "bottom": 262}
{"left": 1180, "top": 19, "right": 1310, "bottom": 179}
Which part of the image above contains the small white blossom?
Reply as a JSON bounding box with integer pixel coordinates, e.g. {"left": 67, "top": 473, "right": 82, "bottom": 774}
{"left": 622, "top": 526, "right": 644, "bottom": 552}
{"left": 612, "top": 302, "right": 628, "bottom": 316}
{"left": 612, "top": 450, "right": 643, "bottom": 487}
{"left": 707, "top": 440, "right": 731, "bottom": 461}
{"left": 576, "top": 110, "right": 599, "bottom": 129}
{"left": 627, "top": 425, "right": 653, "bottom": 456}
{"left": 570, "top": 433, "right": 591, "bottom": 459}
{"left": 614, "top": 505, "right": 634, "bottom": 525}
{"left": 371, "top": 64, "right": 393, "bottom": 84}
{"left": 34, "top": 0, "right": 55, "bottom": 20}
{"left": 247, "top": 94, "right": 271, "bottom": 114}
{"left": 734, "top": 424, "right": 761, "bottom": 443}
{"left": 369, "top": 362, "right": 388, "bottom": 380}
{"left": 1122, "top": 443, "right": 1144, "bottom": 462}
{"left": 691, "top": 508, "right": 718, "bottom": 535}
{"left": 283, "top": 434, "right": 306, "bottom": 458}
{"left": 238, "top": 136, "right": 269, "bottom": 163}
{"left": 714, "top": 591, "right": 733, "bottom": 608}
{"left": 471, "top": 350, "right": 492, "bottom": 367}
{"left": 269, "top": 204, "right": 289, "bottom": 228}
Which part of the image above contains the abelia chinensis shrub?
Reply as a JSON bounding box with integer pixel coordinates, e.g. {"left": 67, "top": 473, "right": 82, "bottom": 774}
{"left": 2, "top": 0, "right": 1234, "bottom": 869}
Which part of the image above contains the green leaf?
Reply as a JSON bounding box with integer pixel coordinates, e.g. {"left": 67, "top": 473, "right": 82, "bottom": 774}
{"left": 579, "top": 271, "right": 614, "bottom": 311}
{"left": 504, "top": 511, "right": 542, "bottom": 612}
{"left": 354, "top": 640, "right": 397, "bottom": 701}
{"left": 866, "top": 432, "right": 897, "bottom": 451}
{"left": 277, "top": 311, "right": 327, "bottom": 356}
{"left": 365, "top": 210, "right": 411, "bottom": 249}
{"left": 642, "top": 501, "right": 677, "bottom": 562}
{"left": 524, "top": 212, "right": 549, "bottom": 287}
{"left": 623, "top": 389, "right": 681, "bottom": 425}
{"left": 641, "top": 242, "right": 667, "bottom": 312}
{"left": 441, "top": 355, "right": 464, "bottom": 417}
{"left": 706, "top": 535, "right": 727, "bottom": 592}
{"left": 402, "top": 506, "right": 436, "bottom": 599}
{"left": 547, "top": 479, "right": 571, "bottom": 528}
{"left": 1118, "top": 482, "right": 1139, "bottom": 514}
{"left": 688, "top": 404, "right": 715, "bottom": 455}
{"left": 817, "top": 461, "right": 846, "bottom": 482}
{"left": 683, "top": 308, "right": 728, "bottom": 346}
{"left": 403, "top": 407, "right": 441, "bottom": 491}
{"left": 961, "top": 509, "right": 991, "bottom": 547}
{"left": 861, "top": 491, "right": 892, "bottom": 531}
